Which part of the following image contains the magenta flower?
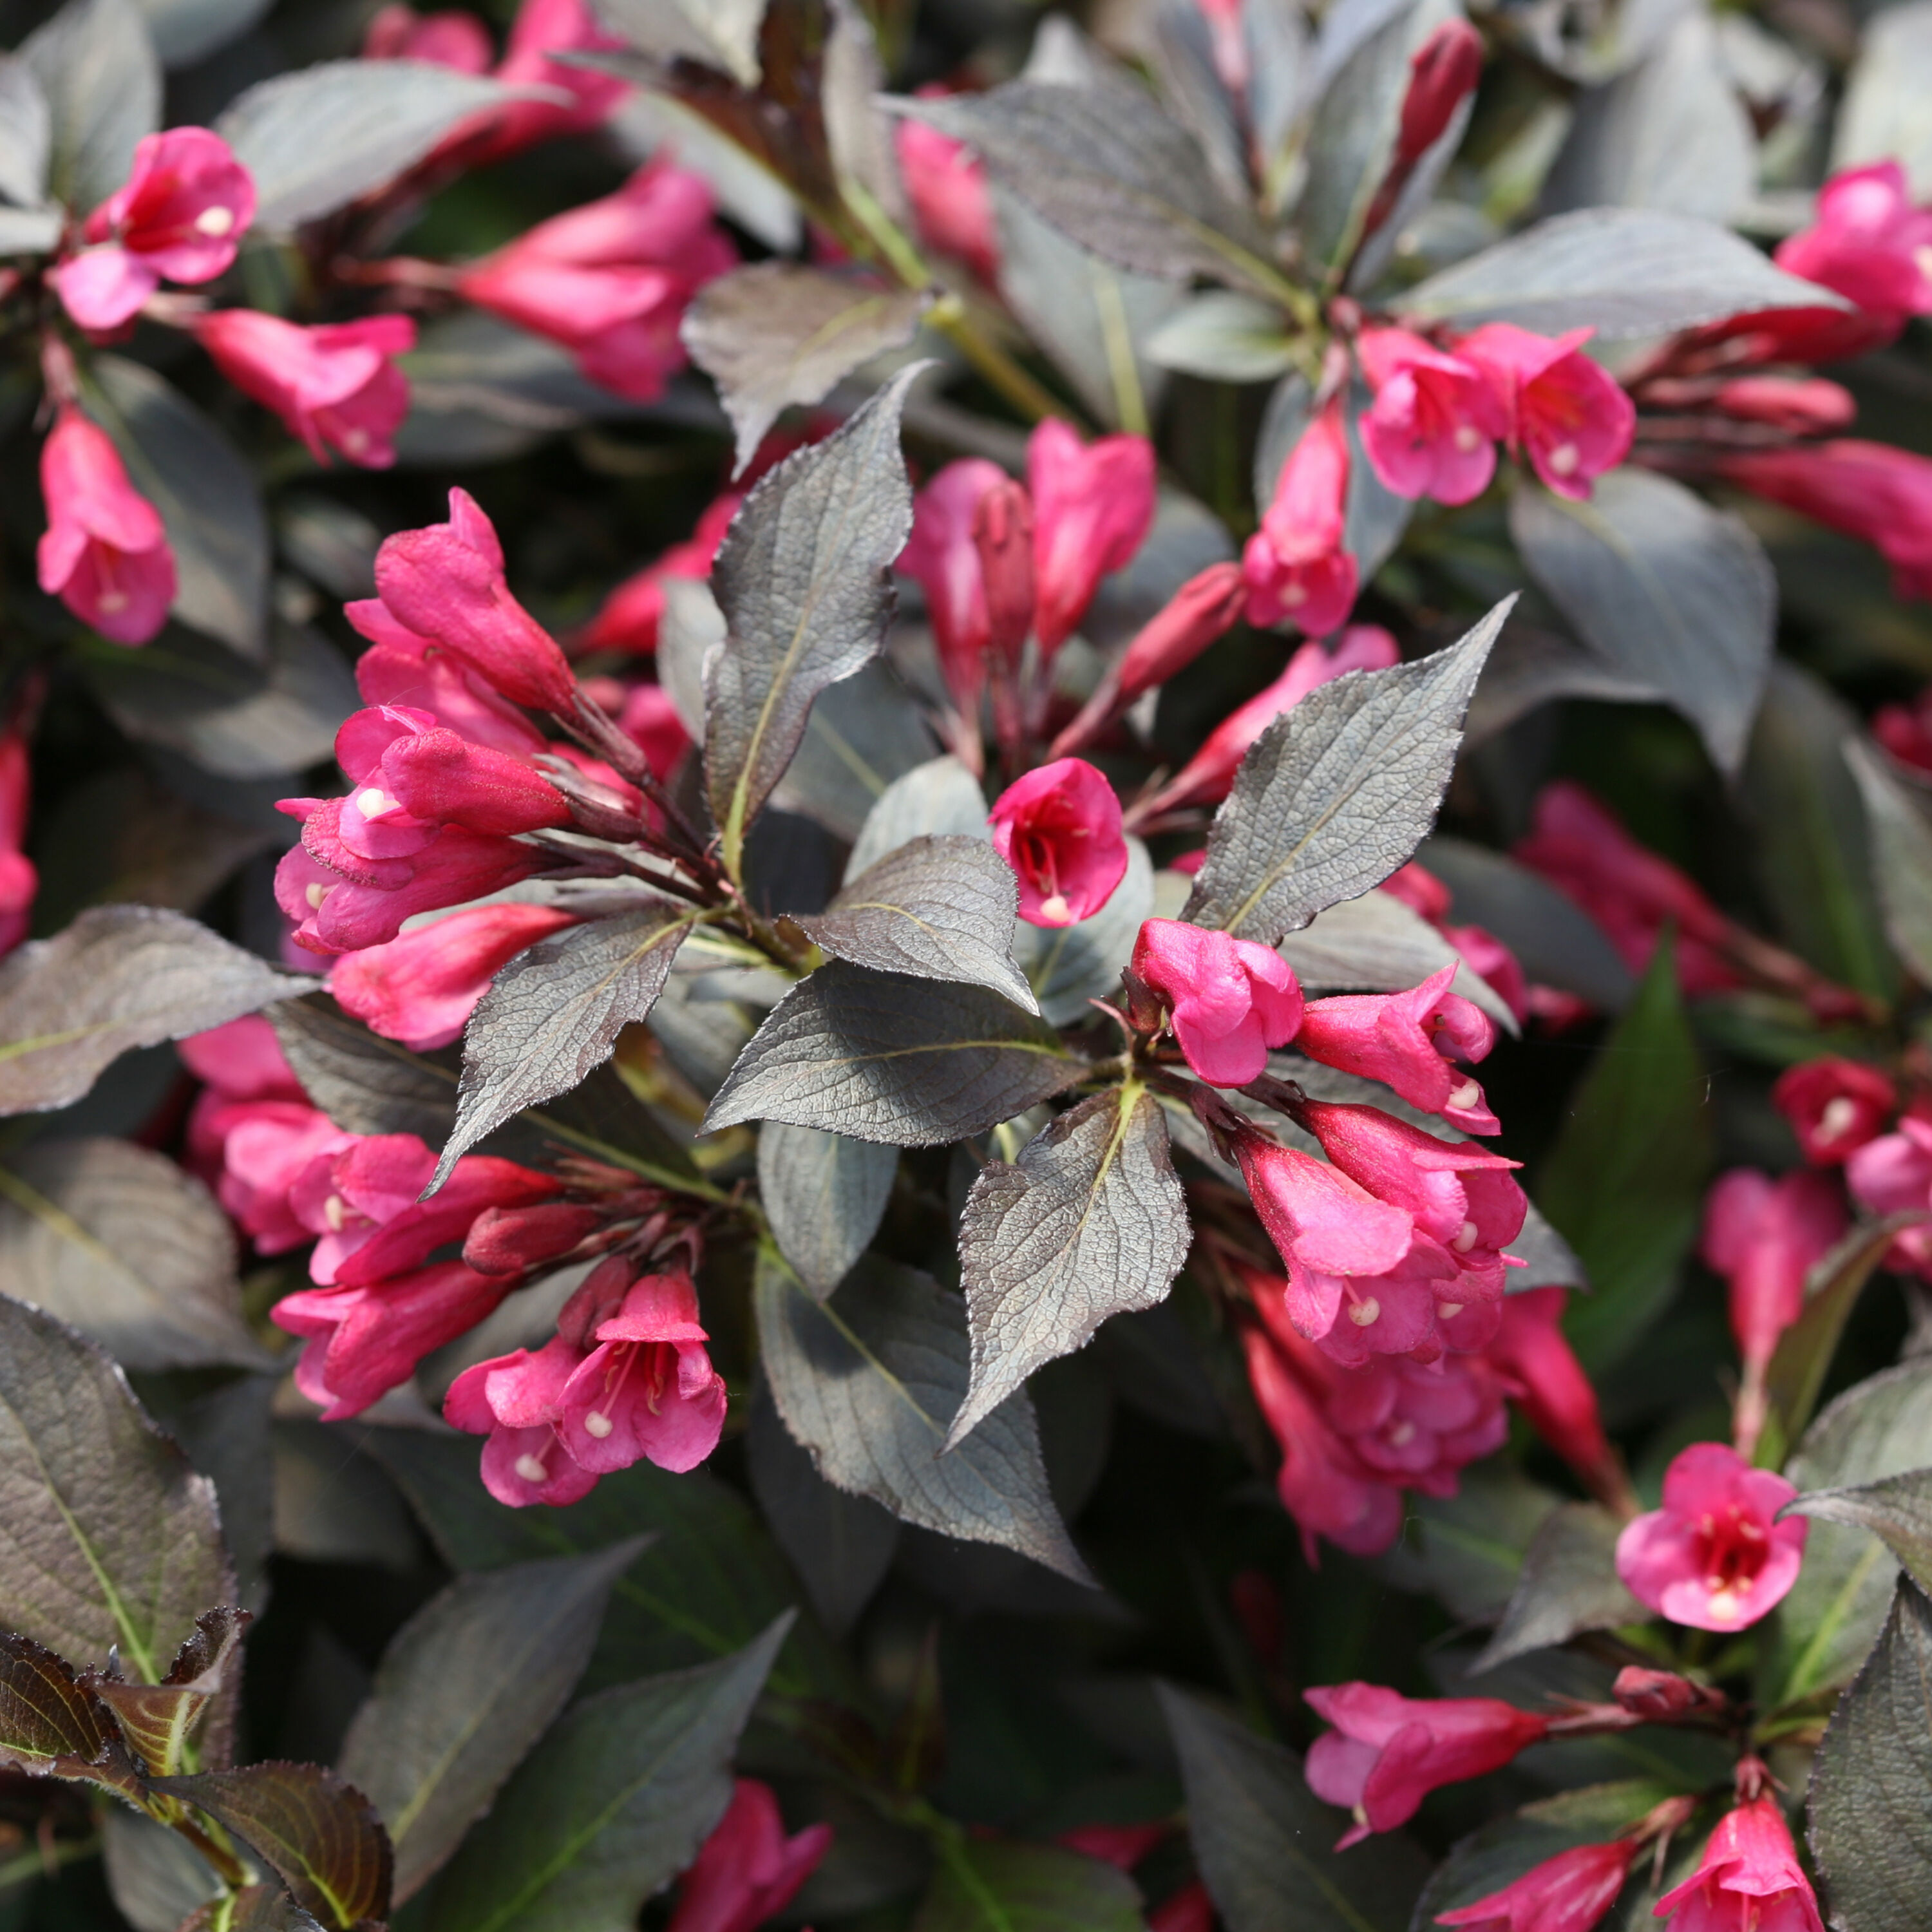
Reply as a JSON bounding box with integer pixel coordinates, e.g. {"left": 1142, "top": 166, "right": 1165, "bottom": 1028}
{"left": 1484, "top": 1287, "right": 1617, "bottom": 1499}
{"left": 363, "top": 3, "right": 494, "bottom": 67}
{"left": 989, "top": 757, "right": 1129, "bottom": 927}
{"left": 37, "top": 407, "right": 176, "bottom": 646}
{"left": 897, "top": 95, "right": 1000, "bottom": 285}
{"left": 1244, "top": 399, "right": 1359, "bottom": 633}
{"left": 898, "top": 457, "right": 1009, "bottom": 708}
{"left": 1394, "top": 19, "right": 1485, "bottom": 167}
{"left": 666, "top": 1777, "right": 833, "bottom": 1932}
{"left": 585, "top": 491, "right": 741, "bottom": 654}
{"left": 1774, "top": 161, "right": 1932, "bottom": 331}
{"left": 1357, "top": 327, "right": 1506, "bottom": 506}
{"left": 1295, "top": 965, "right": 1501, "bottom": 1133}
{"left": 1435, "top": 1840, "right": 1634, "bottom": 1932}
{"left": 1457, "top": 324, "right": 1634, "bottom": 500}
{"left": 0, "top": 728, "right": 35, "bottom": 958}
{"left": 348, "top": 598, "right": 549, "bottom": 756}
{"left": 1027, "top": 418, "right": 1157, "bottom": 655}
{"left": 1304, "top": 1683, "right": 1548, "bottom": 1846}
{"left": 1653, "top": 1797, "right": 1824, "bottom": 1932}
{"left": 1114, "top": 562, "right": 1248, "bottom": 703}
{"left": 1615, "top": 1443, "right": 1807, "bottom": 1631}
{"left": 1845, "top": 1115, "right": 1932, "bottom": 1277}
{"left": 1700, "top": 1168, "right": 1845, "bottom": 1371}
{"left": 332, "top": 703, "right": 570, "bottom": 846}
{"left": 195, "top": 311, "right": 415, "bottom": 467}
{"left": 1772, "top": 1057, "right": 1896, "bottom": 1166}
{"left": 1131, "top": 917, "right": 1303, "bottom": 1086}
{"left": 52, "top": 127, "right": 255, "bottom": 331}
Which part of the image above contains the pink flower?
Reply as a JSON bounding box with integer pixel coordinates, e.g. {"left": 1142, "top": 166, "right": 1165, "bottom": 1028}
{"left": 330, "top": 902, "right": 580, "bottom": 1048}
{"left": 1615, "top": 1443, "right": 1807, "bottom": 1631}
{"left": 1774, "top": 162, "right": 1932, "bottom": 332}
{"left": 1484, "top": 1288, "right": 1616, "bottom": 1497}
{"left": 349, "top": 599, "right": 549, "bottom": 756}
{"left": 1304, "top": 1683, "right": 1548, "bottom": 1846}
{"left": 480, "top": 0, "right": 629, "bottom": 158}
{"left": 1513, "top": 782, "right": 1741, "bottom": 993}
{"left": 898, "top": 458, "right": 1009, "bottom": 708}
{"left": 1844, "top": 1115, "right": 1932, "bottom": 1275}
{"left": 666, "top": 1778, "right": 833, "bottom": 1932}
{"left": 1132, "top": 918, "right": 1303, "bottom": 1086}
{"left": 1357, "top": 327, "right": 1506, "bottom": 506}
{"left": 363, "top": 4, "right": 493, "bottom": 68}
{"left": 898, "top": 94, "right": 999, "bottom": 285}
{"left": 1457, "top": 325, "right": 1634, "bottom": 500}
{"left": 464, "top": 1202, "right": 605, "bottom": 1275}
{"left": 1150, "top": 1882, "right": 1215, "bottom": 1932}
{"left": 1653, "top": 1797, "right": 1824, "bottom": 1932}
{"left": 1027, "top": 419, "right": 1157, "bottom": 656}
{"left": 37, "top": 406, "right": 176, "bottom": 646}
{"left": 372, "top": 489, "right": 578, "bottom": 714}
{"left": 194, "top": 312, "right": 415, "bottom": 467}
{"left": 616, "top": 684, "right": 691, "bottom": 782}
{"left": 1700, "top": 1168, "right": 1846, "bottom": 1371}
{"left": 1435, "top": 1840, "right": 1634, "bottom": 1932}
{"left": 1773, "top": 1056, "right": 1896, "bottom": 1166}
{"left": 52, "top": 128, "right": 255, "bottom": 331}
{"left": 1705, "top": 375, "right": 1857, "bottom": 433}
{"left": 1875, "top": 683, "right": 1932, "bottom": 775}
{"left": 1716, "top": 440, "right": 1932, "bottom": 600}
{"left": 1144, "top": 624, "right": 1400, "bottom": 813}
{"left": 1295, "top": 965, "right": 1501, "bottom": 1134}
{"left": 457, "top": 160, "right": 735, "bottom": 402}
{"left": 989, "top": 758, "right": 1128, "bottom": 927}
{"left": 1244, "top": 399, "right": 1359, "bottom": 634}
{"left": 0, "top": 728, "right": 35, "bottom": 958}
{"left": 584, "top": 491, "right": 741, "bottom": 653}
{"left": 1394, "top": 20, "right": 1485, "bottom": 169}
{"left": 446, "top": 1261, "right": 728, "bottom": 1504}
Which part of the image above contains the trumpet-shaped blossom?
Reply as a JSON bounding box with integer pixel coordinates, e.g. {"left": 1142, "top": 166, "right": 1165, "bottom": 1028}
{"left": 898, "top": 458, "right": 1009, "bottom": 707}
{"left": 1027, "top": 419, "right": 1157, "bottom": 654}
{"left": 1244, "top": 400, "right": 1359, "bottom": 634}
{"left": 52, "top": 128, "right": 255, "bottom": 331}
{"left": 989, "top": 759, "right": 1128, "bottom": 927}
{"left": 1435, "top": 1840, "right": 1634, "bottom": 1932}
{"left": 584, "top": 491, "right": 741, "bottom": 654}
{"left": 1113, "top": 562, "right": 1248, "bottom": 703}
{"left": 897, "top": 97, "right": 999, "bottom": 285}
{"left": 457, "top": 160, "right": 735, "bottom": 402}
{"left": 1844, "top": 1114, "right": 1932, "bottom": 1276}
{"left": 1615, "top": 1443, "right": 1806, "bottom": 1631}
{"left": 37, "top": 407, "right": 176, "bottom": 646}
{"left": 1296, "top": 965, "right": 1501, "bottom": 1133}
{"left": 1774, "top": 162, "right": 1932, "bottom": 332}
{"left": 194, "top": 312, "right": 415, "bottom": 468}
{"left": 350, "top": 598, "right": 548, "bottom": 757}
{"left": 1357, "top": 327, "right": 1507, "bottom": 506}
{"left": 1304, "top": 1683, "right": 1548, "bottom": 1846}
{"left": 1456, "top": 325, "right": 1634, "bottom": 500}
{"left": 364, "top": 4, "right": 493, "bottom": 65}
{"left": 1484, "top": 1288, "right": 1616, "bottom": 1495}
{"left": 330, "top": 902, "right": 580, "bottom": 1048}
{"left": 1653, "top": 1797, "right": 1823, "bottom": 1932}
{"left": 0, "top": 729, "right": 35, "bottom": 957}
{"left": 666, "top": 1778, "right": 833, "bottom": 1932}
{"left": 1700, "top": 1168, "right": 1846, "bottom": 1370}
{"left": 1131, "top": 918, "right": 1303, "bottom": 1086}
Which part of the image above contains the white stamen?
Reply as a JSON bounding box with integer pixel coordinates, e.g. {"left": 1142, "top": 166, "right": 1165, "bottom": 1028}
{"left": 514, "top": 1454, "right": 550, "bottom": 1484}
{"left": 1818, "top": 1095, "right": 1859, "bottom": 1142}
{"left": 1349, "top": 1298, "right": 1381, "bottom": 1327}
{"left": 1438, "top": 1302, "right": 1464, "bottom": 1319}
{"left": 340, "top": 427, "right": 369, "bottom": 455}
{"left": 1448, "top": 1079, "right": 1481, "bottom": 1110}
{"left": 1280, "top": 580, "right": 1307, "bottom": 608}
{"left": 1388, "top": 1421, "right": 1416, "bottom": 1446}
{"left": 1917, "top": 244, "right": 1932, "bottom": 281}
{"left": 1452, "top": 1220, "right": 1479, "bottom": 1253}
{"left": 357, "top": 786, "right": 396, "bottom": 818}
{"left": 1039, "top": 893, "right": 1071, "bottom": 923}
{"left": 322, "top": 1194, "right": 347, "bottom": 1233}
{"left": 1705, "top": 1589, "right": 1741, "bottom": 1622}
{"left": 97, "top": 590, "right": 128, "bottom": 613}
{"left": 1547, "top": 441, "right": 1581, "bottom": 477}
{"left": 583, "top": 1410, "right": 614, "bottom": 1438}
{"left": 305, "top": 882, "right": 330, "bottom": 909}
{"left": 194, "top": 205, "right": 235, "bottom": 237}
{"left": 1454, "top": 424, "right": 1482, "bottom": 451}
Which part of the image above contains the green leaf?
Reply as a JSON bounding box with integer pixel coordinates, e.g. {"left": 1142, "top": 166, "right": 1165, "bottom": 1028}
{"left": 1472, "top": 1503, "right": 1644, "bottom": 1674}
{"left": 338, "top": 1542, "right": 648, "bottom": 1903}
{"left": 88, "top": 1605, "right": 247, "bottom": 1779}
{"left": 1847, "top": 737, "right": 1932, "bottom": 987}
{"left": 1375, "top": 1463, "right": 1564, "bottom": 1625}
{"left": 1785, "top": 1470, "right": 1932, "bottom": 1598}
{"left": 422, "top": 1617, "right": 790, "bottom": 1932}
{"left": 1806, "top": 1576, "right": 1932, "bottom": 1932}
{"left": 1537, "top": 934, "right": 1710, "bottom": 1374}
{"left": 913, "top": 1841, "right": 1146, "bottom": 1930}
{"left": 1159, "top": 1683, "right": 1428, "bottom": 1931}
{"left": 757, "top": 1122, "right": 896, "bottom": 1302}
{"left": 0, "top": 1294, "right": 231, "bottom": 1685}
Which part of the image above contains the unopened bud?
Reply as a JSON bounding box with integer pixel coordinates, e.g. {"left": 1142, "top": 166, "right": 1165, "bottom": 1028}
{"left": 464, "top": 1203, "right": 605, "bottom": 1275}
{"left": 1612, "top": 1667, "right": 1717, "bottom": 1720}
{"left": 1116, "top": 562, "right": 1247, "bottom": 702}
{"left": 536, "top": 754, "right": 643, "bottom": 842}
{"left": 972, "top": 478, "right": 1036, "bottom": 668}
{"left": 1396, "top": 19, "right": 1484, "bottom": 167}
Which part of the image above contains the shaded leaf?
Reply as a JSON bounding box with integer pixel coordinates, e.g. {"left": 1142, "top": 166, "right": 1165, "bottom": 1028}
{"left": 1509, "top": 472, "right": 1774, "bottom": 776}
{"left": 0, "top": 907, "right": 314, "bottom": 1116}
{"left": 1405, "top": 207, "right": 1847, "bottom": 337}
{"left": 102, "top": 1807, "right": 224, "bottom": 1932}
{"left": 845, "top": 755, "right": 988, "bottom": 880}
{"left": 1785, "top": 1470, "right": 1932, "bottom": 1598}
{"left": 422, "top": 1618, "right": 790, "bottom": 1932}
{"left": 951, "top": 1086, "right": 1189, "bottom": 1449}
{"left": 340, "top": 1542, "right": 647, "bottom": 1902}
{"left": 1807, "top": 1576, "right": 1932, "bottom": 1932}
{"left": 757, "top": 1121, "right": 896, "bottom": 1300}
{"left": 1537, "top": 938, "right": 1709, "bottom": 1374}
{"left": 433, "top": 902, "right": 697, "bottom": 1191}
{"left": 1182, "top": 603, "right": 1510, "bottom": 942}
{"left": 705, "top": 962, "right": 1081, "bottom": 1146}
{"left": 706, "top": 364, "right": 922, "bottom": 878}
{"left": 1160, "top": 1682, "right": 1429, "bottom": 1930}
{"left": 796, "top": 835, "right": 1036, "bottom": 1013}
{"left": 0, "top": 59, "right": 52, "bottom": 207}
{"left": 1145, "top": 292, "right": 1297, "bottom": 383}
{"left": 683, "top": 264, "right": 930, "bottom": 476}
{"left": 268, "top": 997, "right": 456, "bottom": 1144}
{"left": 912, "top": 1841, "right": 1144, "bottom": 1930}
{"left": 0, "top": 1138, "right": 272, "bottom": 1371}
{"left": 597, "top": 0, "right": 765, "bottom": 86}
{"left": 0, "top": 1632, "right": 138, "bottom": 1792}
{"left": 21, "top": 0, "right": 159, "bottom": 214}
{"left": 155, "top": 1762, "right": 392, "bottom": 1932}
{"left": 0, "top": 1292, "right": 230, "bottom": 1682}
{"left": 1833, "top": 0, "right": 1932, "bottom": 197}
{"left": 86, "top": 1605, "right": 245, "bottom": 1779}
{"left": 217, "top": 61, "right": 547, "bottom": 229}
{"left": 137, "top": 0, "right": 272, "bottom": 66}
{"left": 178, "top": 1884, "right": 324, "bottom": 1932}
{"left": 1472, "top": 1503, "right": 1643, "bottom": 1673}
{"left": 88, "top": 356, "right": 269, "bottom": 658}
{"left": 1012, "top": 836, "right": 1157, "bottom": 1025}
{"left": 1463, "top": 621, "right": 1663, "bottom": 749}
{"left": 755, "top": 1250, "right": 1089, "bottom": 1581}
{"left": 770, "top": 657, "right": 940, "bottom": 843}
{"left": 1376, "top": 1463, "right": 1563, "bottom": 1625}
{"left": 893, "top": 75, "right": 1283, "bottom": 296}
{"left": 746, "top": 1384, "right": 898, "bottom": 1638}
{"left": 822, "top": 0, "right": 907, "bottom": 225}
{"left": 1848, "top": 737, "right": 1932, "bottom": 987}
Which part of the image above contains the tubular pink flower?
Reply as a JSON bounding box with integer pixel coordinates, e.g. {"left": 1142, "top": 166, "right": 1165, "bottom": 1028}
{"left": 1435, "top": 1839, "right": 1634, "bottom": 1932}
{"left": 1484, "top": 1287, "right": 1616, "bottom": 1495}
{"left": 1457, "top": 325, "right": 1634, "bottom": 500}
{"left": 666, "top": 1778, "right": 834, "bottom": 1932}
{"left": 1774, "top": 161, "right": 1932, "bottom": 329}
{"left": 1700, "top": 1168, "right": 1846, "bottom": 1371}
{"left": 1772, "top": 1056, "right": 1896, "bottom": 1166}
{"left": 195, "top": 311, "right": 415, "bottom": 467}
{"left": 898, "top": 95, "right": 999, "bottom": 285}
{"left": 1244, "top": 400, "right": 1359, "bottom": 633}
{"left": 0, "top": 729, "right": 35, "bottom": 958}
{"left": 1615, "top": 1443, "right": 1807, "bottom": 1631}
{"left": 1357, "top": 327, "right": 1506, "bottom": 506}
{"left": 989, "top": 758, "right": 1128, "bottom": 927}
{"left": 37, "top": 406, "right": 176, "bottom": 646}
{"left": 1131, "top": 918, "right": 1303, "bottom": 1086}
{"left": 1027, "top": 419, "right": 1157, "bottom": 654}
{"left": 898, "top": 458, "right": 1008, "bottom": 708}
{"left": 1653, "top": 1797, "right": 1824, "bottom": 1932}
{"left": 585, "top": 491, "right": 741, "bottom": 654}
{"left": 363, "top": 4, "right": 494, "bottom": 67}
